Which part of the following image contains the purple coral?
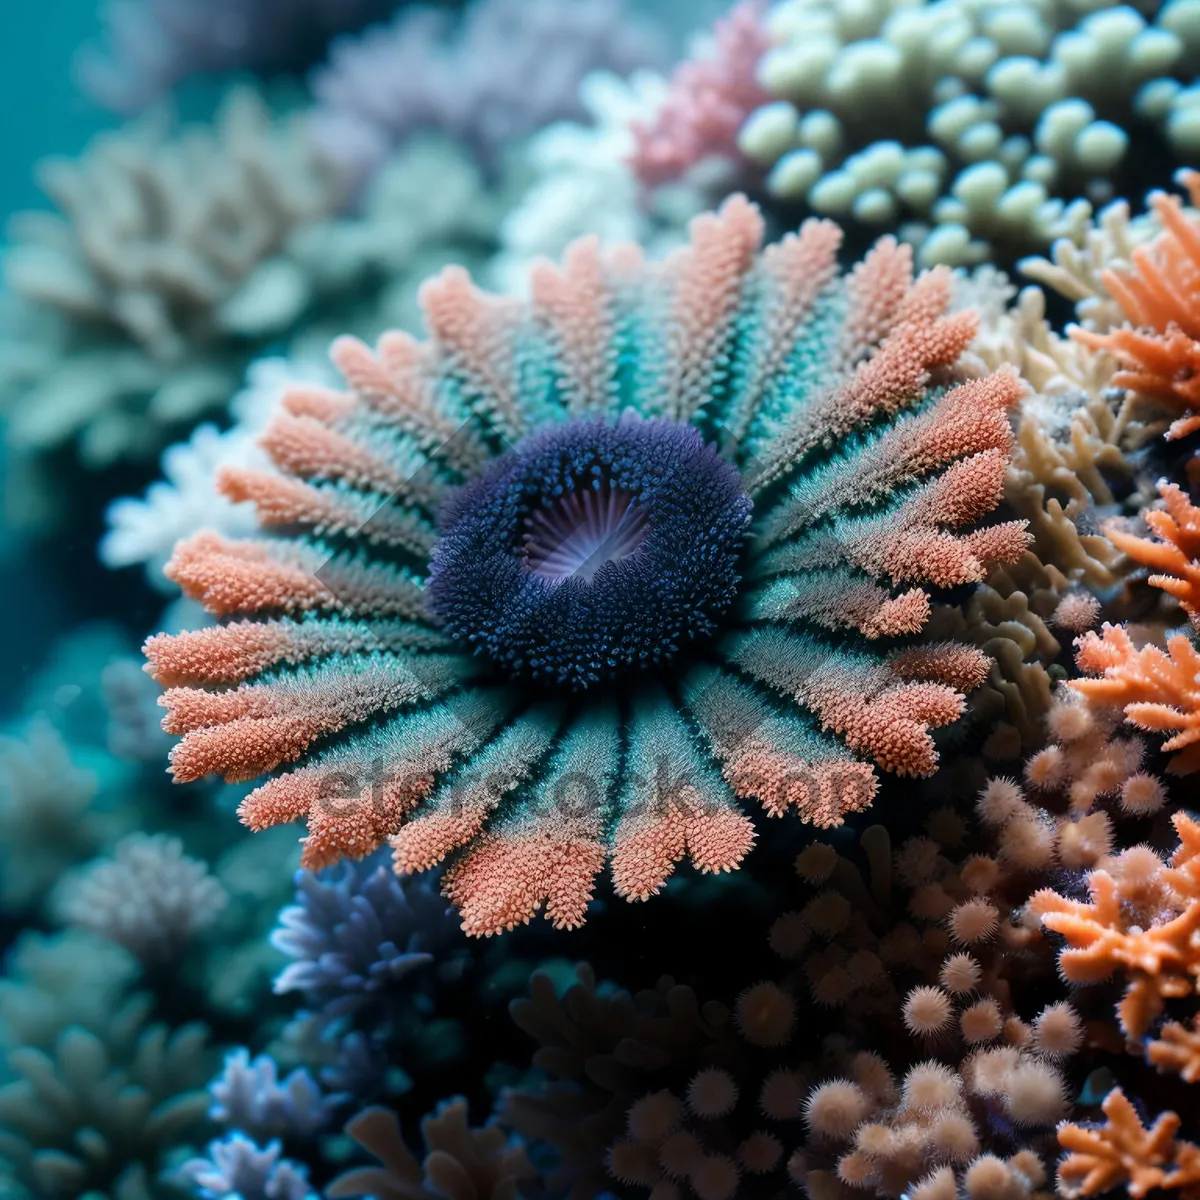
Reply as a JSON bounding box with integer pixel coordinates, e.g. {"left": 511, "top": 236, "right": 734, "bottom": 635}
{"left": 308, "top": 0, "right": 664, "bottom": 189}
{"left": 78, "top": 0, "right": 400, "bottom": 113}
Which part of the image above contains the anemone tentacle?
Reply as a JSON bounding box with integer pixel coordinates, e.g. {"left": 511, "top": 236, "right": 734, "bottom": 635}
{"left": 147, "top": 195, "right": 1028, "bottom": 935}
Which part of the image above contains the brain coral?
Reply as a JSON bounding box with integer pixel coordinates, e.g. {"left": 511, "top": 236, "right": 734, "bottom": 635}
{"left": 144, "top": 196, "right": 1029, "bottom": 936}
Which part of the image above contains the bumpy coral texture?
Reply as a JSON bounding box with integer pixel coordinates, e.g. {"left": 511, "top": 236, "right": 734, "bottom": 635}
{"left": 145, "top": 196, "right": 1028, "bottom": 936}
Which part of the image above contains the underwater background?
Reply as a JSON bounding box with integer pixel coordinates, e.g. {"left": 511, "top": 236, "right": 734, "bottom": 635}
{"left": 2, "top": 2, "right": 1200, "bottom": 1199}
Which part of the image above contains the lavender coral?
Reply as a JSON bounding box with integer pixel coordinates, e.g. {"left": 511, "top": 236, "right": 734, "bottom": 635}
{"left": 144, "top": 195, "right": 1030, "bottom": 937}
{"left": 77, "top": 0, "right": 401, "bottom": 113}
{"left": 307, "top": 0, "right": 664, "bottom": 189}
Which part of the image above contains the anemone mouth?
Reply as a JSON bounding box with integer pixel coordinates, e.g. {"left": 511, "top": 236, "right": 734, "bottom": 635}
{"left": 522, "top": 485, "right": 649, "bottom": 584}
{"left": 428, "top": 414, "right": 752, "bottom": 690}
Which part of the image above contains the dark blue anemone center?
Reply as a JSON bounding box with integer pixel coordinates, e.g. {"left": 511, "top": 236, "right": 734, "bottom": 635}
{"left": 427, "top": 415, "right": 752, "bottom": 689}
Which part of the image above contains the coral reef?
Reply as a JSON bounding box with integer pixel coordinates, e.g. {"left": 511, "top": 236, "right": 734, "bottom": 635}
{"left": 712, "top": 0, "right": 1200, "bottom": 268}
{"left": 144, "top": 196, "right": 1031, "bottom": 935}
{"left": 308, "top": 0, "right": 663, "bottom": 190}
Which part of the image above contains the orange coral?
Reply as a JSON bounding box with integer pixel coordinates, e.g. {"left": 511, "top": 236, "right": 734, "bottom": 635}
{"left": 1147, "top": 1014, "right": 1200, "bottom": 1084}
{"left": 1103, "top": 483, "right": 1200, "bottom": 624}
{"left": 1057, "top": 1087, "right": 1200, "bottom": 1199}
{"left": 1072, "top": 170, "right": 1200, "bottom": 440}
{"left": 1029, "top": 812, "right": 1200, "bottom": 1040}
{"left": 1072, "top": 624, "right": 1200, "bottom": 773}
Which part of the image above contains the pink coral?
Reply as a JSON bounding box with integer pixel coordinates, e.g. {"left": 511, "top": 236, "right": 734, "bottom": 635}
{"left": 629, "top": 1, "right": 770, "bottom": 188}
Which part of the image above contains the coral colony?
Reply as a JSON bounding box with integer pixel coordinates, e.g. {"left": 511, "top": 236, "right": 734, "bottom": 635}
{"left": 3, "top": 0, "right": 1200, "bottom": 1199}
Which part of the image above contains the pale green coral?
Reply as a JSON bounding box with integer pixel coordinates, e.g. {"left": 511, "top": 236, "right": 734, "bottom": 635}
{"left": 741, "top": 0, "right": 1200, "bottom": 267}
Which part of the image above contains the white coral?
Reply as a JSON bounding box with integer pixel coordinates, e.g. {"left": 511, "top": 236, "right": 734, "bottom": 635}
{"left": 100, "top": 356, "right": 334, "bottom": 587}
{"left": 493, "top": 69, "right": 712, "bottom": 293}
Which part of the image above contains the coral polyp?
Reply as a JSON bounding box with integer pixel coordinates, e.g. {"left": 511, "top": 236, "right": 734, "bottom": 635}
{"left": 145, "top": 196, "right": 1027, "bottom": 935}
{"left": 429, "top": 415, "right": 751, "bottom": 688}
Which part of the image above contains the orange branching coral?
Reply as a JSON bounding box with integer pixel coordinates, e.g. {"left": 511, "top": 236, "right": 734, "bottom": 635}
{"left": 1072, "top": 624, "right": 1200, "bottom": 773}
{"left": 1029, "top": 812, "right": 1200, "bottom": 1040}
{"left": 1071, "top": 170, "right": 1200, "bottom": 441}
{"left": 1147, "top": 1014, "right": 1200, "bottom": 1084}
{"left": 1103, "top": 483, "right": 1200, "bottom": 624}
{"left": 1057, "top": 1087, "right": 1200, "bottom": 1199}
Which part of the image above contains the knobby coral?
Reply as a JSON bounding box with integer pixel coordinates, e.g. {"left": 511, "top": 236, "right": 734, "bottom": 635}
{"left": 144, "top": 195, "right": 1030, "bottom": 936}
{"left": 729, "top": 0, "right": 1200, "bottom": 269}
{"left": 1072, "top": 624, "right": 1200, "bottom": 773}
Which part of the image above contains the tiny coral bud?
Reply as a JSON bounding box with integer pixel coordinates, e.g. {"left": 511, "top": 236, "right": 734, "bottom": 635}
{"left": 926, "top": 806, "right": 968, "bottom": 848}
{"left": 998, "top": 816, "right": 1056, "bottom": 871}
{"left": 961, "top": 999, "right": 1004, "bottom": 1044}
{"left": 1024, "top": 745, "right": 1066, "bottom": 789}
{"left": 738, "top": 1131, "right": 783, "bottom": 1174}
{"left": 903, "top": 986, "right": 954, "bottom": 1037}
{"left": 1108, "top": 844, "right": 1165, "bottom": 892}
{"left": 1003, "top": 1017, "right": 1032, "bottom": 1047}
{"left": 976, "top": 778, "right": 1024, "bottom": 826}
{"left": 965, "top": 1046, "right": 1018, "bottom": 1095}
{"left": 948, "top": 899, "right": 999, "bottom": 944}
{"left": 659, "top": 1129, "right": 704, "bottom": 1178}
{"left": 909, "top": 883, "right": 955, "bottom": 919}
{"left": 1032, "top": 1002, "right": 1083, "bottom": 1058}
{"left": 811, "top": 965, "right": 855, "bottom": 1006}
{"left": 1004, "top": 1060, "right": 1066, "bottom": 1125}
{"left": 1047, "top": 698, "right": 1093, "bottom": 742}
{"left": 768, "top": 912, "right": 810, "bottom": 958}
{"left": 846, "top": 949, "right": 886, "bottom": 988}
{"left": 940, "top": 952, "right": 982, "bottom": 994}
{"left": 910, "top": 1166, "right": 958, "bottom": 1200}
{"left": 836, "top": 1151, "right": 877, "bottom": 1188}
{"left": 736, "top": 982, "right": 796, "bottom": 1047}
{"left": 1008, "top": 1149, "right": 1047, "bottom": 1188}
{"left": 1119, "top": 772, "right": 1166, "bottom": 815}
{"left": 760, "top": 1070, "right": 806, "bottom": 1121}
{"left": 1052, "top": 592, "right": 1100, "bottom": 633}
{"left": 895, "top": 837, "right": 942, "bottom": 886}
{"left": 901, "top": 1061, "right": 961, "bottom": 1112}
{"left": 963, "top": 1154, "right": 1017, "bottom": 1200}
{"left": 795, "top": 843, "right": 838, "bottom": 883}
{"left": 801, "top": 890, "right": 852, "bottom": 935}
{"left": 850, "top": 1052, "right": 898, "bottom": 1105}
{"left": 932, "top": 1111, "right": 980, "bottom": 1162}
{"left": 629, "top": 1090, "right": 684, "bottom": 1143}
{"left": 1058, "top": 812, "right": 1113, "bottom": 870}
{"left": 1107, "top": 736, "right": 1145, "bottom": 778}
{"left": 688, "top": 1154, "right": 739, "bottom": 1200}
{"left": 854, "top": 1122, "right": 894, "bottom": 1158}
{"left": 608, "top": 1139, "right": 662, "bottom": 1186}
{"left": 1081, "top": 757, "right": 1123, "bottom": 798}
{"left": 959, "top": 854, "right": 1001, "bottom": 894}
{"left": 1068, "top": 778, "right": 1099, "bottom": 813}
{"left": 687, "top": 1068, "right": 738, "bottom": 1118}
{"left": 804, "top": 1080, "right": 872, "bottom": 1139}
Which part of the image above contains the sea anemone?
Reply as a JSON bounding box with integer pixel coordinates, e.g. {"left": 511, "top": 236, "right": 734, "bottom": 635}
{"left": 144, "top": 195, "right": 1027, "bottom": 935}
